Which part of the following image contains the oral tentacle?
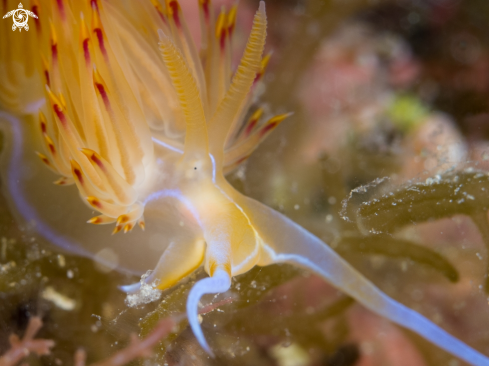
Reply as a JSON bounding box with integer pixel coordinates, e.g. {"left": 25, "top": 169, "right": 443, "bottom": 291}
{"left": 186, "top": 268, "right": 231, "bottom": 356}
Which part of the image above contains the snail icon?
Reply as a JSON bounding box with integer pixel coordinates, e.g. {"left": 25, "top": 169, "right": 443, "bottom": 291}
{"left": 3, "top": 3, "right": 38, "bottom": 32}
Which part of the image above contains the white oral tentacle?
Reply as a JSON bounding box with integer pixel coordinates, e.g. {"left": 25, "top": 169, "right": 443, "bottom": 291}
{"left": 186, "top": 268, "right": 231, "bottom": 356}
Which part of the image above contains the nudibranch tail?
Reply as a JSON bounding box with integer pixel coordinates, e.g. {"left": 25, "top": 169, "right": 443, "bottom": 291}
{"left": 236, "top": 193, "right": 489, "bottom": 366}
{"left": 186, "top": 268, "right": 232, "bottom": 357}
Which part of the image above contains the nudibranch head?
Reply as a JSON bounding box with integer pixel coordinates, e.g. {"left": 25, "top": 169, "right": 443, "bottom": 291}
{"left": 20, "top": 0, "right": 278, "bottom": 353}
{"left": 30, "top": 0, "right": 283, "bottom": 237}
{"left": 0, "top": 0, "right": 282, "bottom": 279}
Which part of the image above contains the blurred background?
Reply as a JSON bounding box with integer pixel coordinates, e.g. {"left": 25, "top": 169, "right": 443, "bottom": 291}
{"left": 2, "top": 0, "right": 489, "bottom": 365}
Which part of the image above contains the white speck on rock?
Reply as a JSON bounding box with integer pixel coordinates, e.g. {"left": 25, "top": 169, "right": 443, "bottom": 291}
{"left": 42, "top": 286, "right": 76, "bottom": 311}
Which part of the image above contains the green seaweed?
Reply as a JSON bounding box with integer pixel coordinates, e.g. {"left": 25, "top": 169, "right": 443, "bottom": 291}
{"left": 354, "top": 170, "right": 489, "bottom": 233}
{"left": 138, "top": 277, "right": 196, "bottom": 361}
{"left": 138, "top": 264, "right": 303, "bottom": 361}
{"left": 230, "top": 264, "right": 303, "bottom": 309}
{"left": 334, "top": 234, "right": 459, "bottom": 282}
{"left": 387, "top": 94, "right": 430, "bottom": 133}
{"left": 224, "top": 294, "right": 355, "bottom": 354}
{"left": 345, "top": 169, "right": 489, "bottom": 295}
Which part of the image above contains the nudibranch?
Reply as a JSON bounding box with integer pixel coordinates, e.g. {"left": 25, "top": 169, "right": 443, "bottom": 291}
{"left": 0, "top": 0, "right": 488, "bottom": 364}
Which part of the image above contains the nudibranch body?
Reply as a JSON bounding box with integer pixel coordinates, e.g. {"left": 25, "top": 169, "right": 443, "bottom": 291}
{"left": 1, "top": 0, "right": 489, "bottom": 364}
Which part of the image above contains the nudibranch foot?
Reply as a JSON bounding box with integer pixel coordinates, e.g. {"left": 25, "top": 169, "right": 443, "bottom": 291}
{"left": 186, "top": 268, "right": 231, "bottom": 357}
{"left": 143, "top": 238, "right": 206, "bottom": 291}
